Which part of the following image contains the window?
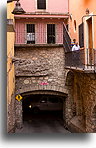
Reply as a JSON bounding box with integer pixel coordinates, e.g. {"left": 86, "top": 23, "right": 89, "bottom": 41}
{"left": 37, "top": 0, "right": 46, "bottom": 9}
{"left": 47, "top": 24, "right": 55, "bottom": 44}
{"left": 79, "top": 23, "right": 84, "bottom": 48}
{"left": 26, "top": 24, "right": 35, "bottom": 44}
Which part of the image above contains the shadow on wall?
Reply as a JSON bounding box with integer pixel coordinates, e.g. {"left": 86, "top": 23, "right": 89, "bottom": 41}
{"left": 65, "top": 71, "right": 74, "bottom": 86}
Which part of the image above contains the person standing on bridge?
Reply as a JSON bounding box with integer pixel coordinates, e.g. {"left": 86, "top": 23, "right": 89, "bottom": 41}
{"left": 72, "top": 42, "right": 80, "bottom": 67}
{"left": 71, "top": 39, "right": 76, "bottom": 48}
{"left": 72, "top": 42, "right": 80, "bottom": 51}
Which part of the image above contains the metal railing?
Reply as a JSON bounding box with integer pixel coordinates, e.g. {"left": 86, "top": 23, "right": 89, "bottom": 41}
{"left": 15, "top": 32, "right": 63, "bottom": 44}
{"left": 63, "top": 23, "right": 96, "bottom": 71}
{"left": 63, "top": 23, "right": 72, "bottom": 52}
{"left": 65, "top": 48, "right": 96, "bottom": 71}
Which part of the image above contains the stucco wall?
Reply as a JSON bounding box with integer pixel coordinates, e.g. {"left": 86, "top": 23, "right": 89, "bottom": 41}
{"left": 69, "top": 0, "right": 96, "bottom": 48}
{"left": 15, "top": 19, "right": 64, "bottom": 44}
{"left": 17, "top": 0, "right": 69, "bottom": 14}
{"left": 7, "top": 1, "right": 15, "bottom": 133}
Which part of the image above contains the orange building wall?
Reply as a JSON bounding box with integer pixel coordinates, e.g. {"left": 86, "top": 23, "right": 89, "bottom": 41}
{"left": 69, "top": 0, "right": 96, "bottom": 48}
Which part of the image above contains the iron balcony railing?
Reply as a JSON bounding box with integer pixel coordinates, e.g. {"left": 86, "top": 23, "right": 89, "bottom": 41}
{"left": 63, "top": 23, "right": 72, "bottom": 52}
{"left": 65, "top": 48, "right": 96, "bottom": 71}
{"left": 63, "top": 23, "right": 96, "bottom": 72}
{"left": 15, "top": 32, "right": 63, "bottom": 45}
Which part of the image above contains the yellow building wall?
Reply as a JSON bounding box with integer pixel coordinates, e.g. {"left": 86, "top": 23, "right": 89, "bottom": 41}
{"left": 7, "top": 1, "right": 15, "bottom": 132}
{"left": 69, "top": 0, "right": 96, "bottom": 48}
{"left": 7, "top": 2, "right": 15, "bottom": 107}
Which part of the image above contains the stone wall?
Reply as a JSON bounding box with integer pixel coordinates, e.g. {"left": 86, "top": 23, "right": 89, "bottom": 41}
{"left": 74, "top": 72, "right": 96, "bottom": 132}
{"left": 14, "top": 46, "right": 68, "bottom": 129}
{"left": 14, "top": 46, "right": 68, "bottom": 95}
{"left": 65, "top": 71, "right": 75, "bottom": 124}
{"left": 66, "top": 71, "right": 96, "bottom": 133}
{"left": 14, "top": 46, "right": 96, "bottom": 132}
{"left": 7, "top": 94, "right": 15, "bottom": 133}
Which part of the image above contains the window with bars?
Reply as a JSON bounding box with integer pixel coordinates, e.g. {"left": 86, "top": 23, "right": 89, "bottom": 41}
{"left": 37, "top": 0, "right": 46, "bottom": 9}
{"left": 26, "top": 24, "right": 35, "bottom": 44}
{"left": 47, "top": 24, "right": 55, "bottom": 44}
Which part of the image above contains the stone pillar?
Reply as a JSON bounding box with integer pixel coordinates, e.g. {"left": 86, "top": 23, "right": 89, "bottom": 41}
{"left": 15, "top": 100, "right": 23, "bottom": 129}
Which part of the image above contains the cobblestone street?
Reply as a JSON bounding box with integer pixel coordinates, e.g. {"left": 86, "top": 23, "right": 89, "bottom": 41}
{"left": 15, "top": 111, "right": 70, "bottom": 133}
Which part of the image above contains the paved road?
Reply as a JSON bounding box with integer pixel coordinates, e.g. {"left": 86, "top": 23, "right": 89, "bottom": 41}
{"left": 15, "top": 111, "right": 70, "bottom": 133}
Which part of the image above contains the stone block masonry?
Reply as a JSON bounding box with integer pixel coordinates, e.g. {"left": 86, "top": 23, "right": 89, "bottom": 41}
{"left": 14, "top": 45, "right": 68, "bottom": 129}
{"left": 7, "top": 94, "right": 15, "bottom": 133}
{"left": 66, "top": 71, "right": 96, "bottom": 133}
{"left": 74, "top": 72, "right": 96, "bottom": 132}
{"left": 15, "top": 46, "right": 67, "bottom": 94}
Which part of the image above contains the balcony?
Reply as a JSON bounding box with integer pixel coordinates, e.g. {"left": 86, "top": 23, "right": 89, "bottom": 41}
{"left": 65, "top": 48, "right": 96, "bottom": 73}
{"left": 15, "top": 31, "right": 63, "bottom": 47}
{"left": 63, "top": 23, "right": 96, "bottom": 73}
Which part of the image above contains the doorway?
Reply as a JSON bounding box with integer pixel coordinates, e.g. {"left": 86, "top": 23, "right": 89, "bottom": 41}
{"left": 87, "top": 17, "right": 93, "bottom": 65}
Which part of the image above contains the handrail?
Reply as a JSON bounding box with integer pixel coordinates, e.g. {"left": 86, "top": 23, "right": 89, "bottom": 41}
{"left": 63, "top": 22, "right": 71, "bottom": 37}
{"left": 63, "top": 23, "right": 71, "bottom": 52}
{"left": 65, "top": 48, "right": 96, "bottom": 71}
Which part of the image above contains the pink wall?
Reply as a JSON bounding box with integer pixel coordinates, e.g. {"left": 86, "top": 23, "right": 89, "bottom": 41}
{"left": 15, "top": 19, "right": 64, "bottom": 44}
{"left": 18, "top": 0, "right": 69, "bottom": 14}
{"left": 15, "top": 0, "right": 68, "bottom": 44}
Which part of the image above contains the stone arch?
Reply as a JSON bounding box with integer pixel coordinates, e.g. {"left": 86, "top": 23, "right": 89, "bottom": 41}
{"left": 16, "top": 84, "right": 68, "bottom": 96}
{"left": 15, "top": 89, "right": 68, "bottom": 129}
{"left": 21, "top": 90, "right": 67, "bottom": 98}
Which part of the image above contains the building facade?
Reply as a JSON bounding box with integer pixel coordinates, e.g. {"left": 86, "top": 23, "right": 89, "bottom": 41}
{"left": 64, "top": 0, "right": 96, "bottom": 132}
{"left": 7, "top": 0, "right": 96, "bottom": 133}
{"left": 7, "top": 0, "right": 15, "bottom": 133}
{"left": 14, "top": 0, "right": 69, "bottom": 129}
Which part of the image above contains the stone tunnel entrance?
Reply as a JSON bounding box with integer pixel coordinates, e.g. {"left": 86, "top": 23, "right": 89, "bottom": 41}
{"left": 15, "top": 90, "right": 69, "bottom": 133}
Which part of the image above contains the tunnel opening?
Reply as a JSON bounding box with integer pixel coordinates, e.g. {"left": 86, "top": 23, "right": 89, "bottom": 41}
{"left": 16, "top": 92, "right": 69, "bottom": 133}
{"left": 23, "top": 94, "right": 64, "bottom": 120}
